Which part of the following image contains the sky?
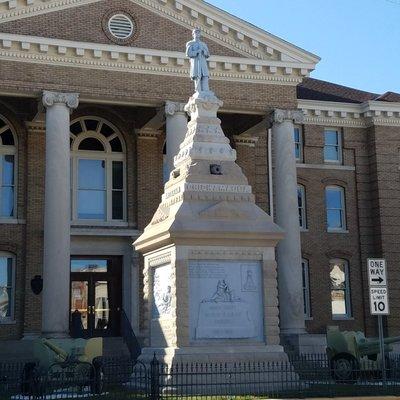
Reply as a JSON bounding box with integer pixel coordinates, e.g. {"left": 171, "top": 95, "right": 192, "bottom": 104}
{"left": 207, "top": 0, "right": 400, "bottom": 95}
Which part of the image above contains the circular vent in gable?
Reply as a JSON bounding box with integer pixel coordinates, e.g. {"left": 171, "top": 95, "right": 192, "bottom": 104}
{"left": 108, "top": 14, "right": 134, "bottom": 40}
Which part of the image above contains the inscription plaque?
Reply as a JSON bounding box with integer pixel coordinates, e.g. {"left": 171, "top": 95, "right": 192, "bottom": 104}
{"left": 189, "top": 260, "right": 264, "bottom": 340}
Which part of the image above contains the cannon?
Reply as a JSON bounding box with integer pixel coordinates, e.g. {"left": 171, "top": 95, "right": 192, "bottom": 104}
{"left": 21, "top": 337, "right": 103, "bottom": 396}
{"left": 326, "top": 326, "right": 400, "bottom": 383}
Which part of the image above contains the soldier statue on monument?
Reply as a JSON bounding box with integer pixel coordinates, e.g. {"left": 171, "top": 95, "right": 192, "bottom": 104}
{"left": 186, "top": 28, "right": 210, "bottom": 92}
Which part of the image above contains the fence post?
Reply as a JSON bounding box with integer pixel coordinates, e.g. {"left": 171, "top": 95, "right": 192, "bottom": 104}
{"left": 150, "top": 354, "right": 160, "bottom": 400}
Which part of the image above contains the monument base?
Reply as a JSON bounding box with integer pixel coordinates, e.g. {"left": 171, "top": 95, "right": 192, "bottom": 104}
{"left": 139, "top": 345, "right": 298, "bottom": 394}
{"left": 281, "top": 332, "right": 327, "bottom": 355}
{"left": 140, "top": 344, "right": 288, "bottom": 364}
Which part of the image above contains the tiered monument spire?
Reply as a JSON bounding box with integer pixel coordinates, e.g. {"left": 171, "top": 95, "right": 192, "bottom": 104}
{"left": 134, "top": 29, "right": 286, "bottom": 364}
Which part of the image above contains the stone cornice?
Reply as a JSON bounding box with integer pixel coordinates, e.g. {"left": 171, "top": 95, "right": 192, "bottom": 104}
{"left": 25, "top": 120, "right": 45, "bottom": 133}
{"left": 134, "top": 0, "right": 319, "bottom": 64}
{"left": 298, "top": 99, "right": 400, "bottom": 128}
{"left": 0, "top": 33, "right": 309, "bottom": 85}
{"left": 148, "top": 251, "right": 172, "bottom": 267}
{"left": 137, "top": 127, "right": 162, "bottom": 139}
{"left": 0, "top": 0, "right": 320, "bottom": 68}
{"left": 0, "top": 0, "right": 100, "bottom": 22}
{"left": 233, "top": 135, "right": 259, "bottom": 147}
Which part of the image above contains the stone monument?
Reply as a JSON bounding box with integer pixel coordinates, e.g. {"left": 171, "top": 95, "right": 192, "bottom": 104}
{"left": 134, "top": 29, "right": 286, "bottom": 363}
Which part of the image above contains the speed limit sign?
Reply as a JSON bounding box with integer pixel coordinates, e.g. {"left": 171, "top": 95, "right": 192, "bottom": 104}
{"left": 369, "top": 287, "right": 390, "bottom": 315}
{"left": 368, "top": 258, "right": 390, "bottom": 316}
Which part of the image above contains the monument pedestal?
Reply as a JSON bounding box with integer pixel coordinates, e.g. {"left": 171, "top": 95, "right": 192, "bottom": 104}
{"left": 134, "top": 91, "right": 286, "bottom": 364}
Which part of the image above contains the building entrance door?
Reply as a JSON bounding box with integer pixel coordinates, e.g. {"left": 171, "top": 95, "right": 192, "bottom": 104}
{"left": 70, "top": 257, "right": 122, "bottom": 338}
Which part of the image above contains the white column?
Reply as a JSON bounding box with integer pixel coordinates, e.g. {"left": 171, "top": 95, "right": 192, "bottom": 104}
{"left": 165, "top": 101, "right": 187, "bottom": 175}
{"left": 271, "top": 109, "right": 306, "bottom": 336}
{"left": 41, "top": 91, "right": 79, "bottom": 337}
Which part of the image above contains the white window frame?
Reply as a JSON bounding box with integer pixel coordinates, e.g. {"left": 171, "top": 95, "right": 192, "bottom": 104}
{"left": 302, "top": 258, "right": 312, "bottom": 319}
{"left": 0, "top": 116, "right": 17, "bottom": 221}
{"left": 0, "top": 252, "right": 16, "bottom": 323}
{"left": 330, "top": 258, "right": 352, "bottom": 319}
{"left": 325, "top": 185, "right": 347, "bottom": 232}
{"left": 70, "top": 117, "right": 127, "bottom": 225}
{"left": 324, "top": 128, "right": 342, "bottom": 164}
{"left": 294, "top": 126, "right": 303, "bottom": 162}
{"left": 297, "top": 184, "right": 307, "bottom": 230}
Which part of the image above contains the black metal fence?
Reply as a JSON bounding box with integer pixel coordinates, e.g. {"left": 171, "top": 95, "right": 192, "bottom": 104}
{"left": 2, "top": 354, "right": 400, "bottom": 399}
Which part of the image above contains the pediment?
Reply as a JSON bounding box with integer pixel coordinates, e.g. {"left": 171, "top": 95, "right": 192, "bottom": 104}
{"left": 0, "top": 0, "right": 320, "bottom": 65}
{"left": 0, "top": 0, "right": 245, "bottom": 57}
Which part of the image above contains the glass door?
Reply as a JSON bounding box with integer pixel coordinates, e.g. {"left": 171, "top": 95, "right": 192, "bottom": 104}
{"left": 70, "top": 258, "right": 122, "bottom": 338}
{"left": 70, "top": 280, "right": 89, "bottom": 335}
{"left": 92, "top": 280, "right": 110, "bottom": 336}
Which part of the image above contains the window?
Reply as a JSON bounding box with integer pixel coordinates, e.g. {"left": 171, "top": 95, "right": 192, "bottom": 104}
{"left": 71, "top": 259, "right": 107, "bottom": 273}
{"left": 324, "top": 129, "right": 342, "bottom": 163}
{"left": 294, "top": 126, "right": 303, "bottom": 162}
{"left": 330, "top": 259, "right": 351, "bottom": 318}
{"left": 325, "top": 186, "right": 346, "bottom": 231}
{"left": 0, "top": 253, "right": 15, "bottom": 321}
{"left": 0, "top": 116, "right": 16, "bottom": 219}
{"left": 297, "top": 184, "right": 307, "bottom": 229}
{"left": 163, "top": 142, "right": 169, "bottom": 184}
{"left": 302, "top": 259, "right": 311, "bottom": 318}
{"left": 70, "top": 117, "right": 126, "bottom": 222}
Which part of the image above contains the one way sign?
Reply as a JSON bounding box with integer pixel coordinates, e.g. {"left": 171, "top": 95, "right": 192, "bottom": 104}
{"left": 368, "top": 259, "right": 387, "bottom": 287}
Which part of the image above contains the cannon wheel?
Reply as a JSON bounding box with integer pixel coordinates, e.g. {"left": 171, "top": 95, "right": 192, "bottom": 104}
{"left": 330, "top": 353, "right": 360, "bottom": 384}
{"left": 90, "top": 358, "right": 104, "bottom": 395}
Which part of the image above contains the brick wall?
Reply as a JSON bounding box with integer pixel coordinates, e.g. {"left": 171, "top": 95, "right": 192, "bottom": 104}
{"left": 298, "top": 124, "right": 367, "bottom": 334}
{"left": 0, "top": 60, "right": 297, "bottom": 112}
{"left": 366, "top": 125, "right": 400, "bottom": 336}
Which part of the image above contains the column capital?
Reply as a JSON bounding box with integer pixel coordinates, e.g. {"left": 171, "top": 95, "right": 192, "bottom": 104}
{"left": 269, "top": 109, "right": 304, "bottom": 125}
{"left": 42, "top": 91, "right": 79, "bottom": 110}
{"left": 165, "top": 100, "right": 187, "bottom": 116}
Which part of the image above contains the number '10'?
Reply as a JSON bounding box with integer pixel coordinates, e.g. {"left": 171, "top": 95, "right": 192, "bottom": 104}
{"left": 373, "top": 301, "right": 386, "bottom": 312}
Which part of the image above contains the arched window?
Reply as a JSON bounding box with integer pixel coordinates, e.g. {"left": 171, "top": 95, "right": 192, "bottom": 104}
{"left": 330, "top": 259, "right": 351, "bottom": 318}
{"left": 0, "top": 252, "right": 15, "bottom": 321}
{"left": 325, "top": 185, "right": 346, "bottom": 231}
{"left": 70, "top": 117, "right": 126, "bottom": 222}
{"left": 0, "top": 116, "right": 16, "bottom": 219}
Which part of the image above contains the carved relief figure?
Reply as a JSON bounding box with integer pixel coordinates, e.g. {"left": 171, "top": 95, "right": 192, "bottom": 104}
{"left": 161, "top": 285, "right": 172, "bottom": 314}
{"left": 203, "top": 279, "right": 240, "bottom": 303}
{"left": 153, "top": 266, "right": 172, "bottom": 317}
{"left": 186, "top": 28, "right": 210, "bottom": 92}
{"left": 243, "top": 270, "right": 256, "bottom": 291}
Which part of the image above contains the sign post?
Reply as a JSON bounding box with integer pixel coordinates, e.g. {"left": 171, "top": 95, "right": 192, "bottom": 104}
{"left": 367, "top": 258, "right": 389, "bottom": 384}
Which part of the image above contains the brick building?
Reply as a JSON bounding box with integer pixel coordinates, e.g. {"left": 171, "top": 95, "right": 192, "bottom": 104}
{"left": 0, "top": 0, "right": 399, "bottom": 350}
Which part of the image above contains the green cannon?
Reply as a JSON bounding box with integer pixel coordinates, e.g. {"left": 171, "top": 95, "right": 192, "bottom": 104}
{"left": 326, "top": 326, "right": 400, "bottom": 383}
{"left": 21, "top": 337, "right": 103, "bottom": 395}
